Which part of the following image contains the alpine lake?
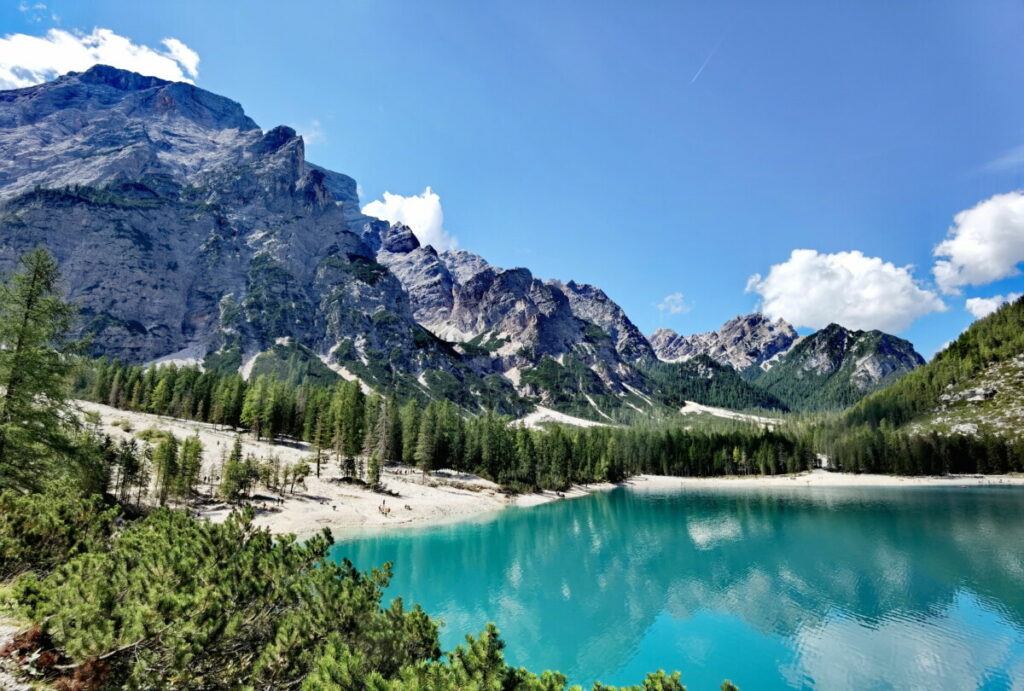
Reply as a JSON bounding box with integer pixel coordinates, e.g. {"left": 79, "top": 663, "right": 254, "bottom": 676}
{"left": 329, "top": 483, "right": 1024, "bottom": 689}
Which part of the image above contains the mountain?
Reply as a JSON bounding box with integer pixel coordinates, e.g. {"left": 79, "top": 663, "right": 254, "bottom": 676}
{"left": 752, "top": 324, "right": 925, "bottom": 411}
{"left": 841, "top": 295, "right": 1024, "bottom": 439}
{"left": 0, "top": 66, "right": 923, "bottom": 421}
{"left": 649, "top": 314, "right": 799, "bottom": 374}
{"left": 1, "top": 65, "right": 741, "bottom": 420}
{"left": 0, "top": 65, "right": 521, "bottom": 410}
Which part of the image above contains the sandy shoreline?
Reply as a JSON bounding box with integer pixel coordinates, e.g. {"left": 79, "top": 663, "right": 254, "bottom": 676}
{"left": 76, "top": 401, "right": 1024, "bottom": 540}
{"left": 76, "top": 401, "right": 615, "bottom": 540}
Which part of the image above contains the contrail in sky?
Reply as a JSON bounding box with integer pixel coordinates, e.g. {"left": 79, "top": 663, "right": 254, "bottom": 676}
{"left": 690, "top": 39, "right": 723, "bottom": 84}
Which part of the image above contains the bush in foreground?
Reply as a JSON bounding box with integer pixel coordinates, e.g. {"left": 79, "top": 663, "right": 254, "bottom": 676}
{"left": 2, "top": 491, "right": 734, "bottom": 690}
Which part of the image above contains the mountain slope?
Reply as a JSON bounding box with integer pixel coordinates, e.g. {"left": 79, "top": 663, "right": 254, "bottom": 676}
{"left": 842, "top": 295, "right": 1024, "bottom": 437}
{"left": 753, "top": 324, "right": 925, "bottom": 412}
{"left": 0, "top": 66, "right": 746, "bottom": 421}
{"left": 0, "top": 65, "right": 519, "bottom": 410}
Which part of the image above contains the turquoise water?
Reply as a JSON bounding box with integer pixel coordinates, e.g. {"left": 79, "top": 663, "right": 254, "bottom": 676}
{"left": 329, "top": 485, "right": 1024, "bottom": 689}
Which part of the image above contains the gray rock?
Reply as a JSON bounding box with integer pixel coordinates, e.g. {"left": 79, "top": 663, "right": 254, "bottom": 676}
{"left": 650, "top": 314, "right": 798, "bottom": 372}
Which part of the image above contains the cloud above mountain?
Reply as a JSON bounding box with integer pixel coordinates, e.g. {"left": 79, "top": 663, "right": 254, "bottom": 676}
{"left": 965, "top": 293, "right": 1022, "bottom": 320}
{"left": 747, "top": 249, "right": 945, "bottom": 333}
{"left": 362, "top": 187, "right": 458, "bottom": 250}
{"left": 0, "top": 28, "right": 199, "bottom": 90}
{"left": 657, "top": 292, "right": 690, "bottom": 315}
{"left": 933, "top": 191, "right": 1024, "bottom": 294}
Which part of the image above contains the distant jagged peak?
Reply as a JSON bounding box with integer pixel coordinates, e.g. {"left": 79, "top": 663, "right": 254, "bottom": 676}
{"left": 438, "top": 248, "right": 495, "bottom": 284}
{"left": 649, "top": 312, "right": 798, "bottom": 372}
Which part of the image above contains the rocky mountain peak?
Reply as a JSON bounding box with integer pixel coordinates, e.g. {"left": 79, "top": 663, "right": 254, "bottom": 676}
{"left": 649, "top": 313, "right": 798, "bottom": 372}
{"left": 72, "top": 64, "right": 170, "bottom": 91}
{"left": 752, "top": 323, "right": 926, "bottom": 410}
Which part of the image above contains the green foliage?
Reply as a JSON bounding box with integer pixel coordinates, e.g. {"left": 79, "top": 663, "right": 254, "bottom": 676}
{"left": 0, "top": 485, "right": 117, "bottom": 580}
{"left": 843, "top": 296, "right": 1024, "bottom": 429}
{"left": 465, "top": 330, "right": 510, "bottom": 354}
{"left": 0, "top": 247, "right": 80, "bottom": 491}
{"left": 219, "top": 436, "right": 254, "bottom": 501}
{"left": 203, "top": 344, "right": 243, "bottom": 375}
{"left": 809, "top": 296, "right": 1024, "bottom": 474}
{"left": 519, "top": 356, "right": 641, "bottom": 422}
{"left": 4, "top": 489, "right": 720, "bottom": 690}
{"left": 642, "top": 356, "right": 788, "bottom": 412}
{"left": 249, "top": 341, "right": 340, "bottom": 387}
{"left": 243, "top": 254, "right": 312, "bottom": 342}
{"left": 11, "top": 508, "right": 440, "bottom": 689}
{"left": 135, "top": 426, "right": 174, "bottom": 444}
{"left": 752, "top": 325, "right": 922, "bottom": 412}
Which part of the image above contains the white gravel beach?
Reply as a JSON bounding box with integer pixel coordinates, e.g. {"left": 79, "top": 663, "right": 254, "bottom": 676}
{"left": 76, "top": 401, "right": 1024, "bottom": 540}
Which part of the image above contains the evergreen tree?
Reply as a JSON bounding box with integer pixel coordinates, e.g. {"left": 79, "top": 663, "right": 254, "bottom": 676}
{"left": 152, "top": 434, "right": 179, "bottom": 506}
{"left": 0, "top": 248, "right": 77, "bottom": 491}
{"left": 177, "top": 433, "right": 203, "bottom": 501}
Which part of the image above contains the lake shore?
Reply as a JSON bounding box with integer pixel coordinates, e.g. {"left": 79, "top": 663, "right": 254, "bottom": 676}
{"left": 628, "top": 469, "right": 1024, "bottom": 489}
{"left": 75, "top": 400, "right": 616, "bottom": 540}
{"left": 76, "top": 401, "right": 1024, "bottom": 540}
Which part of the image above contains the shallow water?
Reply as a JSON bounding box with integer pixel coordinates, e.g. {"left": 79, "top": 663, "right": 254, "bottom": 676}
{"left": 330, "top": 485, "right": 1024, "bottom": 689}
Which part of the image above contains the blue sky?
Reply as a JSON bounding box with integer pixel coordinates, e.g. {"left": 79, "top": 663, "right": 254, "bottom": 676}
{"left": 3, "top": 1, "right": 1024, "bottom": 357}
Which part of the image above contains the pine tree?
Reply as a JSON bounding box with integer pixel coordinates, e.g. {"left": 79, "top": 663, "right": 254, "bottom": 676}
{"left": 367, "top": 452, "right": 382, "bottom": 488}
{"left": 0, "top": 248, "right": 77, "bottom": 491}
{"left": 400, "top": 399, "right": 421, "bottom": 464}
{"left": 241, "top": 376, "right": 266, "bottom": 438}
{"left": 150, "top": 377, "right": 172, "bottom": 415}
{"left": 219, "top": 436, "right": 247, "bottom": 501}
{"left": 414, "top": 404, "right": 437, "bottom": 475}
{"left": 152, "top": 434, "right": 180, "bottom": 506}
{"left": 177, "top": 433, "right": 203, "bottom": 501}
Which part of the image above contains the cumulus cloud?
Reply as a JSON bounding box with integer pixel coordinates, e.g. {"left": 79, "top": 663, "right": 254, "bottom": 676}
{"left": 964, "top": 292, "right": 1022, "bottom": 320}
{"left": 0, "top": 28, "right": 199, "bottom": 90}
{"left": 657, "top": 292, "right": 690, "bottom": 315}
{"left": 933, "top": 191, "right": 1024, "bottom": 294}
{"left": 362, "top": 187, "right": 458, "bottom": 250}
{"left": 746, "top": 249, "right": 946, "bottom": 333}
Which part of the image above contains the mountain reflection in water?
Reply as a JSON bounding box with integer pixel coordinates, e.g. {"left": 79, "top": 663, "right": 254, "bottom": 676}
{"left": 331, "top": 485, "right": 1024, "bottom": 689}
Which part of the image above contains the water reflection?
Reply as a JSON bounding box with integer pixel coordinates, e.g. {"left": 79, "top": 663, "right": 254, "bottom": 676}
{"left": 330, "top": 485, "right": 1024, "bottom": 689}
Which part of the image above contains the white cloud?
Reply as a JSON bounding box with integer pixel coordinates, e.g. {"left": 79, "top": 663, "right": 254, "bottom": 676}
{"left": 964, "top": 292, "right": 1022, "bottom": 320}
{"left": 362, "top": 187, "right": 458, "bottom": 250}
{"left": 159, "top": 37, "right": 199, "bottom": 78}
{"left": 657, "top": 292, "right": 690, "bottom": 315}
{"left": 293, "top": 119, "right": 324, "bottom": 146}
{"left": 746, "top": 249, "right": 946, "bottom": 333}
{"left": 0, "top": 28, "right": 199, "bottom": 90}
{"left": 933, "top": 191, "right": 1024, "bottom": 294}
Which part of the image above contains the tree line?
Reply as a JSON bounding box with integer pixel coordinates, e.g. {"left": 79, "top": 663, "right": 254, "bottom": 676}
{"left": 76, "top": 357, "right": 819, "bottom": 493}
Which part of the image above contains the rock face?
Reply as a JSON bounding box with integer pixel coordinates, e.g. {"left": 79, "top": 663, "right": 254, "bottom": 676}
{"left": 376, "top": 226, "right": 653, "bottom": 412}
{"left": 0, "top": 66, "right": 660, "bottom": 417}
{"left": 649, "top": 314, "right": 798, "bottom": 373}
{"left": 752, "top": 323, "right": 925, "bottom": 411}
{"left": 0, "top": 65, "right": 501, "bottom": 405}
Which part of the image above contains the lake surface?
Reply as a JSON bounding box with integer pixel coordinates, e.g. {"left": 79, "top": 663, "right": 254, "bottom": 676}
{"left": 329, "top": 484, "right": 1024, "bottom": 689}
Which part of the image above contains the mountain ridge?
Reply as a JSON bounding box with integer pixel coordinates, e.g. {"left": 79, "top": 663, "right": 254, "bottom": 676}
{"left": 0, "top": 65, "right": 925, "bottom": 419}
